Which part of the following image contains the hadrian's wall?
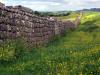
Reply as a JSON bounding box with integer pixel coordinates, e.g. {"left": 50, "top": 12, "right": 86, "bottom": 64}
{"left": 0, "top": 3, "right": 76, "bottom": 46}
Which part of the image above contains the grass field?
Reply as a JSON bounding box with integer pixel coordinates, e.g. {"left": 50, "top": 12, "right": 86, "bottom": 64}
{"left": 0, "top": 11, "right": 100, "bottom": 75}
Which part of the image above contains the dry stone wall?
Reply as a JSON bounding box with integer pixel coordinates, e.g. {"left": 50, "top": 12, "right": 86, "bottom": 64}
{"left": 0, "top": 3, "right": 76, "bottom": 46}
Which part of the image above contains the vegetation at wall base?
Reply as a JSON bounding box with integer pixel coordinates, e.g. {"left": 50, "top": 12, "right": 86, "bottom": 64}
{"left": 0, "top": 11, "right": 100, "bottom": 75}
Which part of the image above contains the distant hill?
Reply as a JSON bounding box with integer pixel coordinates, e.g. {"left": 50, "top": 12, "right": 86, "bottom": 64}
{"left": 78, "top": 8, "right": 100, "bottom": 12}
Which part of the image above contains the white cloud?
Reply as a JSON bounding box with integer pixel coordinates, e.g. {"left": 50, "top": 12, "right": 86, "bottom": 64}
{"left": 0, "top": 0, "right": 3, "bottom": 2}
{"left": 91, "top": 0, "right": 100, "bottom": 2}
{"left": 2, "top": 0, "right": 63, "bottom": 11}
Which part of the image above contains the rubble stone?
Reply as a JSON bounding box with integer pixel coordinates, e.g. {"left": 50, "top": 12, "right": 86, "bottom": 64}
{"left": 0, "top": 3, "right": 76, "bottom": 46}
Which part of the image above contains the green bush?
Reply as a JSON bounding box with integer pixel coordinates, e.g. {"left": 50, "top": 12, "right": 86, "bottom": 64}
{"left": 82, "top": 63, "right": 99, "bottom": 75}
{"left": 0, "top": 41, "right": 16, "bottom": 61}
{"left": 0, "top": 39, "right": 28, "bottom": 62}
{"left": 79, "top": 20, "right": 99, "bottom": 32}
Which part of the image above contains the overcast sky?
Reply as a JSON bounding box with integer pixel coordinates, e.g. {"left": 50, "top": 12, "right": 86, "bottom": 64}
{"left": 1, "top": 0, "right": 100, "bottom": 11}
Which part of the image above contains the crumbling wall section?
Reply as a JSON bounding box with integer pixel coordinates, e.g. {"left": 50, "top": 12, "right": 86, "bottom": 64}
{"left": 0, "top": 3, "right": 75, "bottom": 46}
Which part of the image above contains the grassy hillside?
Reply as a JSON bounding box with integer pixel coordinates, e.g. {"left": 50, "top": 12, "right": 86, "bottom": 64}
{"left": 0, "top": 12, "right": 100, "bottom": 75}
{"left": 57, "top": 11, "right": 100, "bottom": 22}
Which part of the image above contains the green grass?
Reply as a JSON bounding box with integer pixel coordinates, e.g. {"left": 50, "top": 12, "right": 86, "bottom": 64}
{"left": 0, "top": 11, "right": 100, "bottom": 75}
{"left": 56, "top": 12, "right": 78, "bottom": 21}
{"left": 57, "top": 11, "right": 100, "bottom": 22}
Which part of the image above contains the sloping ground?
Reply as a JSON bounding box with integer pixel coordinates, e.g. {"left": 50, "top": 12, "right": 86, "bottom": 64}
{"left": 0, "top": 12, "right": 100, "bottom": 75}
{"left": 58, "top": 11, "right": 100, "bottom": 22}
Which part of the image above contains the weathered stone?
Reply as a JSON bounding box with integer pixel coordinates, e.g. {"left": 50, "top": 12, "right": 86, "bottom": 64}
{"left": 0, "top": 2, "right": 5, "bottom": 7}
{"left": 0, "top": 3, "right": 76, "bottom": 46}
{"left": 14, "top": 5, "right": 33, "bottom": 14}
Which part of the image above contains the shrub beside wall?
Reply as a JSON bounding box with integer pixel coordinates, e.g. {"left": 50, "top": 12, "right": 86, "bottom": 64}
{"left": 0, "top": 39, "right": 28, "bottom": 62}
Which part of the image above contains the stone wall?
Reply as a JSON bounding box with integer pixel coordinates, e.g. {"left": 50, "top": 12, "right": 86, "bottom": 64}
{"left": 0, "top": 3, "right": 76, "bottom": 46}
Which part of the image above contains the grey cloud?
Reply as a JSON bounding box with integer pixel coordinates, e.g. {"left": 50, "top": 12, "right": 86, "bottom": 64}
{"left": 2, "top": 0, "right": 100, "bottom": 11}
